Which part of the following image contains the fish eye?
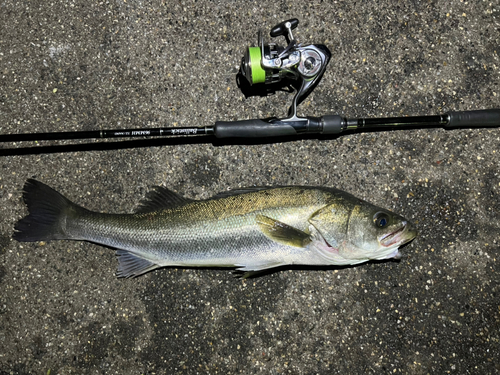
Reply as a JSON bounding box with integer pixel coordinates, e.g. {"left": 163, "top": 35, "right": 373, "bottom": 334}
{"left": 373, "top": 212, "right": 390, "bottom": 228}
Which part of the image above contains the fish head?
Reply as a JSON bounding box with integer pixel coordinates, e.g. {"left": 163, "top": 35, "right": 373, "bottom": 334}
{"left": 309, "top": 198, "right": 417, "bottom": 264}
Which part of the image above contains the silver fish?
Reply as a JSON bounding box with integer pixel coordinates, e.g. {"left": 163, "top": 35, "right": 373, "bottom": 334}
{"left": 13, "top": 179, "right": 417, "bottom": 277}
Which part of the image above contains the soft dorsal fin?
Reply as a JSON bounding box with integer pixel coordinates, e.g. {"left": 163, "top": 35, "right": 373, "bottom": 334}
{"left": 135, "top": 186, "right": 193, "bottom": 213}
{"left": 256, "top": 214, "right": 311, "bottom": 248}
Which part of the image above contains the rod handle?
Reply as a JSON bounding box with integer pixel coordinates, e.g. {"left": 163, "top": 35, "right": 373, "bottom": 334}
{"left": 214, "top": 119, "right": 298, "bottom": 138}
{"left": 446, "top": 109, "right": 500, "bottom": 128}
{"left": 214, "top": 115, "right": 344, "bottom": 139}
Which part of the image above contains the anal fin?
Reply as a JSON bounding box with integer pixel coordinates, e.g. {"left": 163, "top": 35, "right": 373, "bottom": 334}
{"left": 116, "top": 250, "right": 160, "bottom": 278}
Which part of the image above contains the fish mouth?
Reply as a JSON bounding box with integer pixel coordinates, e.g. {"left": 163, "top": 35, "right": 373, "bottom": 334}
{"left": 380, "top": 221, "right": 416, "bottom": 248}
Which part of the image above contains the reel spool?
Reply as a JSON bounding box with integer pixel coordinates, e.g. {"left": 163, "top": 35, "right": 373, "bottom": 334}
{"left": 240, "top": 19, "right": 331, "bottom": 119}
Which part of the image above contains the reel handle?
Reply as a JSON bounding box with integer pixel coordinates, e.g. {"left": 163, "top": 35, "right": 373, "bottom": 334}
{"left": 270, "top": 18, "right": 299, "bottom": 38}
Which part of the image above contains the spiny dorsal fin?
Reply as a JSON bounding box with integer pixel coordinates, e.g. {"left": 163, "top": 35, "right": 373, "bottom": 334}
{"left": 135, "top": 186, "right": 193, "bottom": 213}
{"left": 256, "top": 214, "right": 311, "bottom": 248}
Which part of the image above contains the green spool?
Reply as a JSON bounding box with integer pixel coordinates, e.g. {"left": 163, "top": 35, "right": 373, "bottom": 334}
{"left": 248, "top": 47, "right": 266, "bottom": 84}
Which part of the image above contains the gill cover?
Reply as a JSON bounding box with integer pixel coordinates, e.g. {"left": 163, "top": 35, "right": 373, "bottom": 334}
{"left": 308, "top": 196, "right": 354, "bottom": 250}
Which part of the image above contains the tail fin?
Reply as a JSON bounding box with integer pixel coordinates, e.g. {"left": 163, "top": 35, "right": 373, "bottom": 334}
{"left": 13, "top": 179, "right": 77, "bottom": 242}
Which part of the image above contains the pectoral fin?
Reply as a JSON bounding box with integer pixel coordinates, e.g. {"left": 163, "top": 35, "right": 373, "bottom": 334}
{"left": 256, "top": 214, "right": 311, "bottom": 248}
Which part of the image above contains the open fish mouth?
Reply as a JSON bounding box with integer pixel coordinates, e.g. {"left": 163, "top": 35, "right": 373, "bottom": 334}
{"left": 380, "top": 222, "right": 410, "bottom": 247}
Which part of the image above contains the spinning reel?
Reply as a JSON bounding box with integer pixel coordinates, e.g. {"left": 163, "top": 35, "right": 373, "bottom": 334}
{"left": 239, "top": 19, "right": 331, "bottom": 120}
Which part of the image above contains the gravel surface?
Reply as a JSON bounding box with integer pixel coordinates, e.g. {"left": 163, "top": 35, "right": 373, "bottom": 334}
{"left": 0, "top": 1, "right": 499, "bottom": 374}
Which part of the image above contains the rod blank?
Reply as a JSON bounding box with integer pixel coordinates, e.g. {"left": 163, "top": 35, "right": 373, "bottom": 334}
{"left": 0, "top": 127, "right": 213, "bottom": 143}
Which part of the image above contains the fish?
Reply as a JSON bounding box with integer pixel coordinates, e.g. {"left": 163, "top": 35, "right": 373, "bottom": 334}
{"left": 13, "top": 179, "right": 417, "bottom": 278}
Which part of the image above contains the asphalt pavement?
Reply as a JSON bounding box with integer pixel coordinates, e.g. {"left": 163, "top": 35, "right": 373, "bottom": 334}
{"left": 0, "top": 0, "right": 499, "bottom": 374}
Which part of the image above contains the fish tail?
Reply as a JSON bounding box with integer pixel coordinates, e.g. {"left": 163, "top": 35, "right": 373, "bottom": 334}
{"left": 13, "top": 179, "right": 80, "bottom": 242}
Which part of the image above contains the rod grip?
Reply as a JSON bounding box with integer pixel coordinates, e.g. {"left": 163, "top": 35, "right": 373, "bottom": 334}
{"left": 214, "top": 119, "right": 298, "bottom": 138}
{"left": 446, "top": 109, "right": 500, "bottom": 128}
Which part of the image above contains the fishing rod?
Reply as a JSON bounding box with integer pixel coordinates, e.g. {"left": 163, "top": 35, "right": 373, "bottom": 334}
{"left": 1, "top": 19, "right": 499, "bottom": 145}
